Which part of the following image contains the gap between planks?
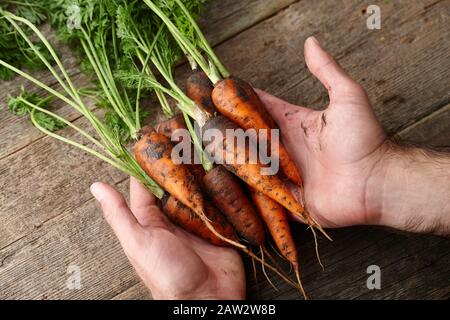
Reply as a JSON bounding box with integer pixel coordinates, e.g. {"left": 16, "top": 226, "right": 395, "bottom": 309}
{"left": 210, "top": 0, "right": 302, "bottom": 49}
{"left": 396, "top": 101, "right": 450, "bottom": 138}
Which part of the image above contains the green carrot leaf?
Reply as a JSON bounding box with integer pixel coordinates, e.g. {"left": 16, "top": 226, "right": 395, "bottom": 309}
{"left": 8, "top": 87, "right": 67, "bottom": 132}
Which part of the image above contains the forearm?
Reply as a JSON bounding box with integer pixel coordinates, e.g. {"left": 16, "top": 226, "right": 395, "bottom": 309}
{"left": 370, "top": 144, "right": 450, "bottom": 236}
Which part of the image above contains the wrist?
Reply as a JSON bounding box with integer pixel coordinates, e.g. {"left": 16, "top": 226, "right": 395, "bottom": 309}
{"left": 368, "top": 143, "right": 450, "bottom": 235}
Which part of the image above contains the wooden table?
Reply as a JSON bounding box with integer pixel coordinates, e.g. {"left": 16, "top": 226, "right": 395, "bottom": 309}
{"left": 0, "top": 0, "right": 449, "bottom": 300}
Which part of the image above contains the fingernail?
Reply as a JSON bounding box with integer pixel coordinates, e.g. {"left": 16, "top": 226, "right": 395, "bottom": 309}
{"left": 90, "top": 183, "right": 103, "bottom": 201}
{"left": 307, "top": 36, "right": 320, "bottom": 47}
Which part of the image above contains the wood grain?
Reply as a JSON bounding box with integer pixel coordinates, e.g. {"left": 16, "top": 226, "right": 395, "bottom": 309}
{"left": 209, "top": 0, "right": 450, "bottom": 135}
{"left": 0, "top": 180, "right": 133, "bottom": 300}
{"left": 398, "top": 103, "right": 450, "bottom": 150}
{"left": 0, "top": 0, "right": 449, "bottom": 300}
{"left": 0, "top": 115, "right": 125, "bottom": 248}
{"left": 112, "top": 282, "right": 151, "bottom": 300}
{"left": 200, "top": 0, "right": 299, "bottom": 45}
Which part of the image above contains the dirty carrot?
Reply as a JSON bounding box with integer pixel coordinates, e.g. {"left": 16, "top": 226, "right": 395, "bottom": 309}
{"left": 203, "top": 115, "right": 330, "bottom": 240}
{"left": 157, "top": 114, "right": 266, "bottom": 246}
{"left": 212, "top": 77, "right": 302, "bottom": 185}
{"left": 134, "top": 126, "right": 206, "bottom": 215}
{"left": 155, "top": 114, "right": 187, "bottom": 143}
{"left": 250, "top": 189, "right": 297, "bottom": 263}
{"left": 162, "top": 194, "right": 238, "bottom": 246}
{"left": 155, "top": 114, "right": 206, "bottom": 184}
{"left": 203, "top": 166, "right": 265, "bottom": 246}
{"left": 250, "top": 188, "right": 307, "bottom": 299}
{"left": 186, "top": 70, "right": 217, "bottom": 114}
{"left": 134, "top": 125, "right": 248, "bottom": 249}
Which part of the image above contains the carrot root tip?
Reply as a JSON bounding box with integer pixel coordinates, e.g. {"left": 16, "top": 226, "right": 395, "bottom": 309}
{"left": 311, "top": 227, "right": 325, "bottom": 271}
{"left": 294, "top": 265, "right": 308, "bottom": 300}
{"left": 260, "top": 248, "right": 279, "bottom": 292}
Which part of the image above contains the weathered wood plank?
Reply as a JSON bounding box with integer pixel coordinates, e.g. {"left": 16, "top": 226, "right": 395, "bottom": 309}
{"left": 245, "top": 227, "right": 450, "bottom": 300}
{"left": 0, "top": 116, "right": 125, "bottom": 248}
{"left": 200, "top": 0, "right": 299, "bottom": 45}
{"left": 397, "top": 103, "right": 450, "bottom": 149}
{"left": 0, "top": 181, "right": 134, "bottom": 300}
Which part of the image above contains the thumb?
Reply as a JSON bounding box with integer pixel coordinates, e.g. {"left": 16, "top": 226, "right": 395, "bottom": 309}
{"left": 304, "top": 36, "right": 363, "bottom": 103}
{"left": 91, "top": 182, "right": 141, "bottom": 243}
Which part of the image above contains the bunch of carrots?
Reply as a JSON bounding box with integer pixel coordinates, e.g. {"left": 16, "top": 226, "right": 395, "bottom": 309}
{"left": 0, "top": 0, "right": 331, "bottom": 299}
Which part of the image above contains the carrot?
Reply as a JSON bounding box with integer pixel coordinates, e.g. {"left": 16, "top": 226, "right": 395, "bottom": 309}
{"left": 202, "top": 115, "right": 330, "bottom": 240}
{"left": 162, "top": 194, "right": 238, "bottom": 246}
{"left": 232, "top": 77, "right": 277, "bottom": 128}
{"left": 212, "top": 77, "right": 302, "bottom": 185}
{"left": 156, "top": 115, "right": 265, "bottom": 246}
{"left": 250, "top": 188, "right": 308, "bottom": 299}
{"left": 203, "top": 166, "right": 265, "bottom": 246}
{"left": 135, "top": 125, "right": 248, "bottom": 250}
{"left": 250, "top": 189, "right": 297, "bottom": 263}
{"left": 147, "top": 122, "right": 302, "bottom": 286}
{"left": 186, "top": 70, "right": 216, "bottom": 114}
{"left": 134, "top": 126, "right": 205, "bottom": 216}
{"left": 155, "top": 114, "right": 205, "bottom": 181}
{"left": 155, "top": 114, "right": 187, "bottom": 143}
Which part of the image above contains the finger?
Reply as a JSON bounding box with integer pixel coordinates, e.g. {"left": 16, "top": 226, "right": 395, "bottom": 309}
{"left": 304, "top": 36, "right": 362, "bottom": 102}
{"left": 91, "top": 182, "right": 140, "bottom": 238}
{"left": 130, "top": 177, "right": 166, "bottom": 228}
{"left": 255, "top": 89, "right": 310, "bottom": 126}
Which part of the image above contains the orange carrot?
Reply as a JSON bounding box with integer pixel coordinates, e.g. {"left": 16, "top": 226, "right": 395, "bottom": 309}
{"left": 202, "top": 116, "right": 329, "bottom": 239}
{"left": 134, "top": 126, "right": 205, "bottom": 216}
{"left": 156, "top": 115, "right": 265, "bottom": 246}
{"left": 250, "top": 189, "right": 297, "bottom": 263}
{"left": 203, "top": 166, "right": 265, "bottom": 246}
{"left": 186, "top": 70, "right": 217, "bottom": 114}
{"left": 155, "top": 115, "right": 205, "bottom": 181}
{"left": 162, "top": 194, "right": 238, "bottom": 246}
{"left": 145, "top": 122, "right": 301, "bottom": 288}
{"left": 250, "top": 188, "right": 307, "bottom": 299}
{"left": 155, "top": 114, "right": 187, "bottom": 143}
{"left": 135, "top": 126, "right": 247, "bottom": 249}
{"left": 212, "top": 77, "right": 302, "bottom": 185}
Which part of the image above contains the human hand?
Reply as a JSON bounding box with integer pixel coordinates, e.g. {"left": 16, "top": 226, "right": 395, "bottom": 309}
{"left": 258, "top": 37, "right": 450, "bottom": 236}
{"left": 90, "top": 178, "right": 245, "bottom": 300}
{"left": 257, "top": 36, "right": 390, "bottom": 228}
